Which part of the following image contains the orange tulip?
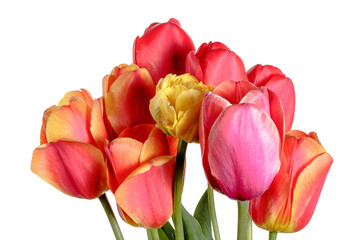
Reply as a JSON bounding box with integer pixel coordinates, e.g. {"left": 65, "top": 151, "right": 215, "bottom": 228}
{"left": 102, "top": 64, "right": 155, "bottom": 136}
{"left": 249, "top": 130, "right": 333, "bottom": 232}
{"left": 31, "top": 89, "right": 108, "bottom": 199}
{"left": 105, "top": 123, "right": 178, "bottom": 228}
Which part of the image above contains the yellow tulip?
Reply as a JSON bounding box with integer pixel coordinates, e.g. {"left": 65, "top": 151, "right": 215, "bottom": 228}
{"left": 150, "top": 73, "right": 214, "bottom": 143}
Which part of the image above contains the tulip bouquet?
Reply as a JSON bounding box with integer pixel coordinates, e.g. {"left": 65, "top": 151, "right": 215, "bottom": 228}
{"left": 31, "top": 18, "right": 333, "bottom": 240}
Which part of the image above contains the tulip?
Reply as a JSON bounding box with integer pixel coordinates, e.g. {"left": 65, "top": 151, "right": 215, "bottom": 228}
{"left": 247, "top": 64, "right": 295, "bottom": 131}
{"left": 185, "top": 41, "right": 248, "bottom": 86}
{"left": 105, "top": 123, "right": 178, "bottom": 228}
{"left": 199, "top": 80, "right": 284, "bottom": 200}
{"left": 133, "top": 18, "right": 195, "bottom": 85}
{"left": 102, "top": 64, "right": 155, "bottom": 136}
{"left": 149, "top": 73, "right": 214, "bottom": 143}
{"left": 249, "top": 131, "right": 333, "bottom": 233}
{"left": 31, "top": 89, "right": 108, "bottom": 199}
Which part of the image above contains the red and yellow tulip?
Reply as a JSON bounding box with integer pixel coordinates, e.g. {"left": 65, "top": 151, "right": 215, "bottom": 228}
{"left": 249, "top": 131, "right": 333, "bottom": 232}
{"left": 102, "top": 64, "right": 155, "bottom": 136}
{"left": 31, "top": 89, "right": 108, "bottom": 199}
{"left": 105, "top": 123, "right": 178, "bottom": 228}
{"left": 199, "top": 80, "right": 284, "bottom": 200}
{"left": 133, "top": 18, "right": 195, "bottom": 85}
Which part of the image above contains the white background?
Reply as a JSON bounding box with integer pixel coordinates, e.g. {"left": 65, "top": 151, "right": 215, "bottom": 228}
{"left": 1, "top": 0, "right": 359, "bottom": 239}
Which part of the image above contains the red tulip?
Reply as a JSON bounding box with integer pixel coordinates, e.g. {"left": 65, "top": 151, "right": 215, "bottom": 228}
{"left": 247, "top": 64, "right": 295, "bottom": 131}
{"left": 185, "top": 41, "right": 248, "bottom": 86}
{"left": 249, "top": 131, "right": 333, "bottom": 233}
{"left": 199, "top": 80, "right": 284, "bottom": 200}
{"left": 133, "top": 18, "right": 195, "bottom": 85}
{"left": 102, "top": 64, "right": 155, "bottom": 136}
{"left": 31, "top": 89, "right": 108, "bottom": 199}
{"left": 105, "top": 123, "right": 178, "bottom": 228}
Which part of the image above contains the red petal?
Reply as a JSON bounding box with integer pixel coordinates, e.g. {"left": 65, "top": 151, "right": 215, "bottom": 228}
{"left": 213, "top": 80, "right": 258, "bottom": 104}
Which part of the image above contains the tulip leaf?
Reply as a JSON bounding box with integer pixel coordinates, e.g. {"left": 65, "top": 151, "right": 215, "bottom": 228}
{"left": 194, "top": 190, "right": 213, "bottom": 240}
{"left": 158, "top": 228, "right": 170, "bottom": 240}
{"left": 159, "top": 221, "right": 175, "bottom": 240}
{"left": 181, "top": 205, "right": 207, "bottom": 240}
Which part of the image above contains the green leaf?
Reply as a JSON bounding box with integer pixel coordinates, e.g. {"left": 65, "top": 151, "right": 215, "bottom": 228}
{"left": 194, "top": 190, "right": 213, "bottom": 240}
{"left": 182, "top": 205, "right": 207, "bottom": 240}
{"left": 160, "top": 222, "right": 175, "bottom": 240}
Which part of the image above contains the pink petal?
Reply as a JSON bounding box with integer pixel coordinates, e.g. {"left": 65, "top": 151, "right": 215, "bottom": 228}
{"left": 208, "top": 104, "right": 281, "bottom": 200}
{"left": 31, "top": 140, "right": 107, "bottom": 199}
{"left": 199, "top": 92, "right": 230, "bottom": 190}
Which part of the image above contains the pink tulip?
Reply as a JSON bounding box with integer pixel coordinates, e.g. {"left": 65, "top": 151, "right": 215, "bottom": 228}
{"left": 185, "top": 41, "right": 248, "bottom": 86}
{"left": 249, "top": 131, "right": 333, "bottom": 233}
{"left": 247, "top": 64, "right": 295, "bottom": 131}
{"left": 31, "top": 89, "right": 108, "bottom": 199}
{"left": 133, "top": 18, "right": 195, "bottom": 85}
{"left": 105, "top": 123, "right": 178, "bottom": 228}
{"left": 199, "top": 80, "right": 284, "bottom": 200}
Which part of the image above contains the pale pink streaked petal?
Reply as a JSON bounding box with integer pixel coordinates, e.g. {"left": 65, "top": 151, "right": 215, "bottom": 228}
{"left": 208, "top": 104, "right": 281, "bottom": 200}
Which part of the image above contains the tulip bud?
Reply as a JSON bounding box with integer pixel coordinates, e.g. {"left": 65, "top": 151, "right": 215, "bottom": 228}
{"left": 150, "top": 73, "right": 214, "bottom": 143}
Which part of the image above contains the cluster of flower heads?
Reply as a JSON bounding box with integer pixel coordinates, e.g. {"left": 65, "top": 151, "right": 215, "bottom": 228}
{"left": 31, "top": 18, "right": 332, "bottom": 235}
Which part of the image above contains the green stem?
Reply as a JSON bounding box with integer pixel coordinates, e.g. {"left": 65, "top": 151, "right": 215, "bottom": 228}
{"left": 207, "top": 184, "right": 221, "bottom": 240}
{"left": 237, "top": 201, "right": 252, "bottom": 240}
{"left": 146, "top": 229, "right": 160, "bottom": 240}
{"left": 98, "top": 194, "right": 124, "bottom": 240}
{"left": 172, "top": 139, "right": 188, "bottom": 240}
{"left": 269, "top": 232, "right": 278, "bottom": 240}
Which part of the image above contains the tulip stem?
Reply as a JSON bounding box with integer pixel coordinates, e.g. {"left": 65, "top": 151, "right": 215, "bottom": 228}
{"left": 172, "top": 139, "right": 188, "bottom": 240}
{"left": 237, "top": 201, "right": 252, "bottom": 240}
{"left": 269, "top": 232, "right": 277, "bottom": 240}
{"left": 98, "top": 193, "right": 124, "bottom": 240}
{"left": 208, "top": 184, "right": 221, "bottom": 240}
{"left": 146, "top": 229, "right": 160, "bottom": 240}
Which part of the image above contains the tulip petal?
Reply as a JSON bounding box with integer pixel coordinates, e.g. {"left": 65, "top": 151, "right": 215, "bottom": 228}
{"left": 90, "top": 98, "right": 109, "bottom": 152}
{"left": 105, "top": 138, "right": 142, "bottom": 193}
{"left": 31, "top": 140, "right": 107, "bottom": 199}
{"left": 185, "top": 51, "right": 203, "bottom": 82}
{"left": 199, "top": 92, "right": 230, "bottom": 190}
{"left": 288, "top": 152, "right": 333, "bottom": 232}
{"left": 201, "top": 49, "right": 248, "bottom": 86}
{"left": 45, "top": 97, "right": 93, "bottom": 144}
{"left": 140, "top": 125, "right": 171, "bottom": 163}
{"left": 264, "top": 75, "right": 295, "bottom": 132}
{"left": 40, "top": 105, "right": 57, "bottom": 144}
{"left": 208, "top": 104, "right": 281, "bottom": 200}
{"left": 105, "top": 69, "right": 155, "bottom": 134}
{"left": 247, "top": 64, "right": 284, "bottom": 86}
{"left": 118, "top": 123, "right": 154, "bottom": 143}
{"left": 115, "top": 156, "right": 175, "bottom": 228}
{"left": 213, "top": 80, "right": 258, "bottom": 104}
{"left": 133, "top": 19, "right": 195, "bottom": 84}
{"left": 58, "top": 89, "right": 93, "bottom": 108}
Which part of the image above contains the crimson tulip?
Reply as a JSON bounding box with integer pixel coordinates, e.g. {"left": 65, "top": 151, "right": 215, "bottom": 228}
{"left": 247, "top": 64, "right": 295, "bottom": 131}
{"left": 102, "top": 64, "right": 155, "bottom": 136}
{"left": 105, "top": 123, "right": 178, "bottom": 228}
{"left": 31, "top": 89, "right": 108, "bottom": 199}
{"left": 249, "top": 130, "right": 333, "bottom": 233}
{"left": 185, "top": 41, "right": 248, "bottom": 86}
{"left": 133, "top": 18, "right": 195, "bottom": 85}
{"left": 199, "top": 80, "right": 284, "bottom": 200}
